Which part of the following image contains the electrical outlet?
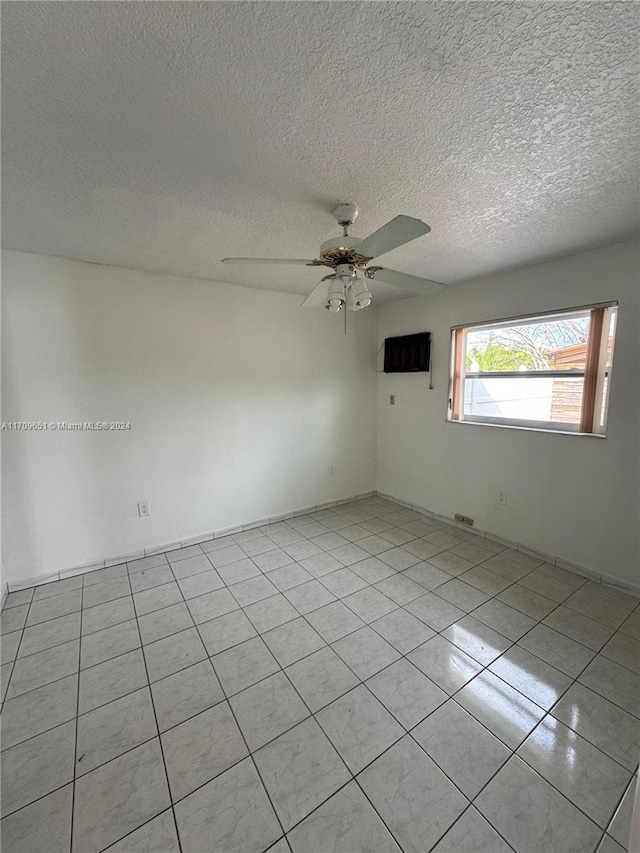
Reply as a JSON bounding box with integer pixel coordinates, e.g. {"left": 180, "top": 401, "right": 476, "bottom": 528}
{"left": 328, "top": 466, "right": 335, "bottom": 478}
{"left": 390, "top": 395, "right": 395, "bottom": 405}
{"left": 138, "top": 501, "right": 151, "bottom": 518}
{"left": 497, "top": 490, "right": 507, "bottom": 506}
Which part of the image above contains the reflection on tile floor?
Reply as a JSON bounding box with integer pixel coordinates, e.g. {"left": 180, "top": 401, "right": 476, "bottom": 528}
{"left": 1, "top": 497, "right": 639, "bottom": 853}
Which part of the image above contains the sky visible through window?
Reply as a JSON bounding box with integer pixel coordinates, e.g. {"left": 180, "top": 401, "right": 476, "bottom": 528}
{"left": 465, "top": 313, "right": 590, "bottom": 373}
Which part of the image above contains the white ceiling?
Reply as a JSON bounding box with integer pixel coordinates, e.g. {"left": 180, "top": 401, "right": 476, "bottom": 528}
{"left": 2, "top": 2, "right": 639, "bottom": 302}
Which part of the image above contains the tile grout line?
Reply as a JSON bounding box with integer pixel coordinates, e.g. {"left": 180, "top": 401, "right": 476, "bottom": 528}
{"left": 328, "top": 630, "right": 603, "bottom": 853}
{"left": 96, "top": 808, "right": 177, "bottom": 853}
{"left": 2, "top": 577, "right": 635, "bottom": 832}
{"left": 3, "top": 540, "right": 637, "bottom": 753}
{"left": 0, "top": 589, "right": 34, "bottom": 715}
{"left": 439, "top": 595, "right": 636, "bottom": 843}
{"left": 2, "top": 503, "right": 638, "bottom": 849}
{"left": 163, "top": 557, "right": 297, "bottom": 853}
{"left": 157, "top": 531, "right": 426, "bottom": 851}
{"left": 0, "top": 695, "right": 631, "bottom": 835}
{"left": 195, "top": 535, "right": 617, "bottom": 851}
{"left": 601, "top": 776, "right": 637, "bottom": 849}
{"left": 1, "top": 574, "right": 634, "bottom": 734}
{"left": 183, "top": 564, "right": 416, "bottom": 853}
{"left": 282, "top": 554, "right": 638, "bottom": 845}
{"left": 125, "top": 569, "right": 185, "bottom": 853}
{"left": 4, "top": 515, "right": 635, "bottom": 637}
{"left": 0, "top": 691, "right": 576, "bottom": 849}
{"left": 328, "top": 598, "right": 618, "bottom": 848}
{"left": 68, "top": 579, "right": 85, "bottom": 853}
{"left": 421, "top": 801, "right": 519, "bottom": 853}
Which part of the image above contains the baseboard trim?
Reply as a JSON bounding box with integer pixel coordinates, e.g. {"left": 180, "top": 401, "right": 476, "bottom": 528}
{"left": 6, "top": 491, "right": 377, "bottom": 592}
{"left": 9, "top": 489, "right": 637, "bottom": 597}
{"left": 1, "top": 581, "right": 8, "bottom": 609}
{"left": 376, "top": 491, "right": 640, "bottom": 596}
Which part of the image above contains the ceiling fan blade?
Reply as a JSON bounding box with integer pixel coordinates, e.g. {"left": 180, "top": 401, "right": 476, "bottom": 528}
{"left": 221, "top": 257, "right": 318, "bottom": 266}
{"left": 367, "top": 267, "right": 445, "bottom": 297}
{"left": 301, "top": 280, "right": 329, "bottom": 308}
{"left": 356, "top": 216, "right": 431, "bottom": 260}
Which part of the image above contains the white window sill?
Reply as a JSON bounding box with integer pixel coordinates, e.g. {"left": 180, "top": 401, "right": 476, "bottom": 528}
{"left": 446, "top": 419, "right": 607, "bottom": 438}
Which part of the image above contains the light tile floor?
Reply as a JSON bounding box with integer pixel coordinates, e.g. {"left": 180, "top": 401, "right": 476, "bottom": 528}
{"left": 1, "top": 496, "right": 639, "bottom": 853}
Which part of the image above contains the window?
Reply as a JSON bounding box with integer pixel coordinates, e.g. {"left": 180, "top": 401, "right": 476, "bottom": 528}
{"left": 448, "top": 303, "right": 617, "bottom": 435}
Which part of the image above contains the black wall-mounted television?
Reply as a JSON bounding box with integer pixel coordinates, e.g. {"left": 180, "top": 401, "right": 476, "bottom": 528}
{"left": 384, "top": 332, "right": 431, "bottom": 373}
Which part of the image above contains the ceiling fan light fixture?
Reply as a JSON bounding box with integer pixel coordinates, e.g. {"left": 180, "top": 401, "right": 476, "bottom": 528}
{"left": 325, "top": 276, "right": 345, "bottom": 312}
{"left": 348, "top": 279, "right": 372, "bottom": 310}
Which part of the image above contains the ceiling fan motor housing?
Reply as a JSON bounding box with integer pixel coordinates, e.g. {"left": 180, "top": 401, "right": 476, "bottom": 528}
{"left": 319, "top": 236, "right": 371, "bottom": 267}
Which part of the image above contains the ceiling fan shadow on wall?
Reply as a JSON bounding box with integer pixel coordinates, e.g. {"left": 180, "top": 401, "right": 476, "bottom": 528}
{"left": 222, "top": 203, "right": 446, "bottom": 312}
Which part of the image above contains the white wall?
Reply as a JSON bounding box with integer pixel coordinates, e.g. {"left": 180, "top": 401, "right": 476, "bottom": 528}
{"left": 376, "top": 239, "right": 640, "bottom": 586}
{"left": 0, "top": 293, "right": 5, "bottom": 603}
{"left": 4, "top": 240, "right": 638, "bottom": 590}
{"left": 2, "top": 251, "right": 377, "bottom": 585}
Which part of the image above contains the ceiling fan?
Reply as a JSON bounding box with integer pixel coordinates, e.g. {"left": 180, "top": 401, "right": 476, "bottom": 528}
{"left": 222, "top": 203, "right": 446, "bottom": 312}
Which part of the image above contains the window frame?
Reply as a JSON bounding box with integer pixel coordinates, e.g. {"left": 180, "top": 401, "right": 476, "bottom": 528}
{"left": 447, "top": 302, "right": 617, "bottom": 437}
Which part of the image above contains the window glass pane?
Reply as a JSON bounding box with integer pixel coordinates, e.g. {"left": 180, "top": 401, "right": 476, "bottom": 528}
{"left": 463, "top": 376, "right": 584, "bottom": 425}
{"left": 465, "top": 312, "right": 590, "bottom": 373}
{"left": 449, "top": 303, "right": 617, "bottom": 434}
{"left": 599, "top": 308, "right": 617, "bottom": 428}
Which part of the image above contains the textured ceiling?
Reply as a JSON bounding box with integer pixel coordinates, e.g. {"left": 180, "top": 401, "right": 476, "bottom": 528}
{"left": 2, "top": 1, "right": 639, "bottom": 302}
